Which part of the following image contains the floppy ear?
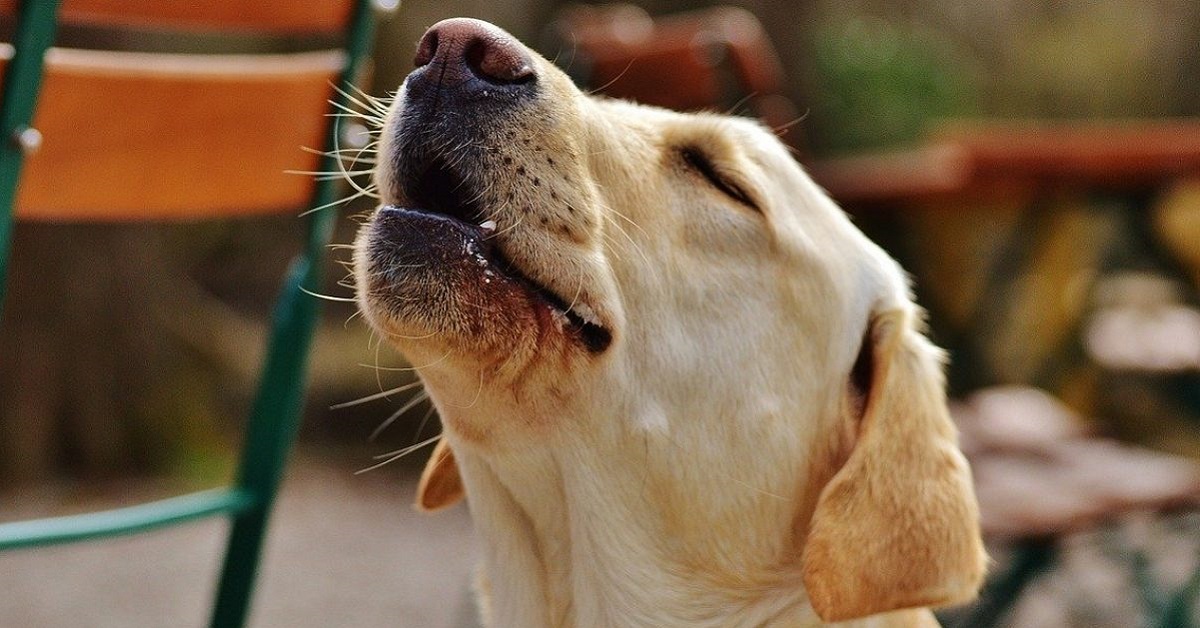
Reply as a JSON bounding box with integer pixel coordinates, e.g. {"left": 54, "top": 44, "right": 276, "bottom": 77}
{"left": 416, "top": 438, "right": 465, "bottom": 512}
{"left": 802, "top": 308, "right": 986, "bottom": 621}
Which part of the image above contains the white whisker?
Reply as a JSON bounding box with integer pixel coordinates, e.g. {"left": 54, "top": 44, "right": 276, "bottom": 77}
{"left": 331, "top": 380, "right": 424, "bottom": 409}
{"left": 370, "top": 390, "right": 431, "bottom": 441}
{"left": 299, "top": 286, "right": 357, "bottom": 302}
{"left": 354, "top": 434, "right": 442, "bottom": 474}
{"left": 412, "top": 404, "right": 438, "bottom": 441}
{"left": 299, "top": 187, "right": 372, "bottom": 216}
{"left": 443, "top": 369, "right": 485, "bottom": 409}
{"left": 331, "top": 119, "right": 379, "bottom": 199}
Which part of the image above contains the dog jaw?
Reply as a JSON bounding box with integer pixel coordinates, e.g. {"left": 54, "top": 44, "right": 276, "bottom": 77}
{"left": 354, "top": 23, "right": 624, "bottom": 414}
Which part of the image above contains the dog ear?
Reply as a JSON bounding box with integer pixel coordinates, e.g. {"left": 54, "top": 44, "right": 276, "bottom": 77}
{"left": 417, "top": 438, "right": 465, "bottom": 511}
{"left": 802, "top": 308, "right": 986, "bottom": 622}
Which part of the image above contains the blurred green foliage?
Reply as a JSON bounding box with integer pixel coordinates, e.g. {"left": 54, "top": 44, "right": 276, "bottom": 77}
{"left": 808, "top": 17, "right": 980, "bottom": 155}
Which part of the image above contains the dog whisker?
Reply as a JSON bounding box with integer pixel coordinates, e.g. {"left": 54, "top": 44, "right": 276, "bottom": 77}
{"left": 299, "top": 286, "right": 357, "bottom": 303}
{"left": 585, "top": 58, "right": 635, "bottom": 96}
{"left": 330, "top": 380, "right": 424, "bottom": 410}
{"left": 330, "top": 121, "right": 380, "bottom": 199}
{"left": 326, "top": 99, "right": 383, "bottom": 123}
{"left": 599, "top": 211, "right": 650, "bottom": 266}
{"left": 441, "top": 369, "right": 485, "bottom": 410}
{"left": 412, "top": 404, "right": 438, "bottom": 442}
{"left": 368, "top": 390, "right": 431, "bottom": 441}
{"left": 488, "top": 210, "right": 526, "bottom": 240}
{"left": 299, "top": 187, "right": 374, "bottom": 216}
{"left": 381, "top": 327, "right": 441, "bottom": 341}
{"left": 329, "top": 82, "right": 389, "bottom": 120}
{"left": 301, "top": 145, "right": 379, "bottom": 158}
{"left": 343, "top": 80, "right": 392, "bottom": 113}
{"left": 291, "top": 169, "right": 376, "bottom": 178}
{"left": 356, "top": 347, "right": 452, "bottom": 374}
{"left": 354, "top": 433, "right": 441, "bottom": 474}
{"left": 564, "top": 263, "right": 586, "bottom": 318}
{"left": 770, "top": 109, "right": 811, "bottom": 135}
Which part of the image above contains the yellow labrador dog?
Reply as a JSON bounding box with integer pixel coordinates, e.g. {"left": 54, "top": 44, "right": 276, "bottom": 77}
{"left": 354, "top": 18, "right": 985, "bottom": 628}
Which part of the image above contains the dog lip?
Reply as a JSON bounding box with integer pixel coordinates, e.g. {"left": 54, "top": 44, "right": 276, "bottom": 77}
{"left": 488, "top": 246, "right": 613, "bottom": 353}
{"left": 403, "top": 159, "right": 487, "bottom": 227}
{"left": 375, "top": 205, "right": 612, "bottom": 353}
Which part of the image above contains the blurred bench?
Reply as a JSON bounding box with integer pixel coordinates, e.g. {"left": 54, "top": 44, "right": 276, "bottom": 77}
{"left": 811, "top": 120, "right": 1200, "bottom": 205}
{"left": 547, "top": 3, "right": 802, "bottom": 150}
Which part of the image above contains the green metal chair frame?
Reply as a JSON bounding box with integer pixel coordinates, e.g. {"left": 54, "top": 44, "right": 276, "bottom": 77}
{"left": 0, "top": 2, "right": 378, "bottom": 626}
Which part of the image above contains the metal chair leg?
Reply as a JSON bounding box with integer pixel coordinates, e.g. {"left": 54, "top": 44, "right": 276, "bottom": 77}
{"left": 0, "top": 0, "right": 61, "bottom": 315}
{"left": 208, "top": 259, "right": 321, "bottom": 628}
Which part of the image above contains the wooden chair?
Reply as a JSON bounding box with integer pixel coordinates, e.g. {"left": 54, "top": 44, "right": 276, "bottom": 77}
{"left": 548, "top": 3, "right": 802, "bottom": 150}
{"left": 809, "top": 120, "right": 1200, "bottom": 205}
{"left": 0, "top": 2, "right": 380, "bottom": 626}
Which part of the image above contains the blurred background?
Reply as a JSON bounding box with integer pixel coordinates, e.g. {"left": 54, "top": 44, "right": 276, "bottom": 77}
{"left": 2, "top": 0, "right": 1200, "bottom": 626}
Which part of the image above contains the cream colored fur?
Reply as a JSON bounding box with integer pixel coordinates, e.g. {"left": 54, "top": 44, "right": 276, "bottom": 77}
{"left": 355, "top": 19, "right": 985, "bottom": 628}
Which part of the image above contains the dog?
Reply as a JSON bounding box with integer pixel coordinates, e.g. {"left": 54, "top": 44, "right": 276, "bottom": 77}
{"left": 354, "top": 17, "right": 986, "bottom": 627}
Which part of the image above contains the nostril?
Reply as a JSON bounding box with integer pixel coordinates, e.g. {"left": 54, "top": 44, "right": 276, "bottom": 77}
{"left": 413, "top": 29, "right": 438, "bottom": 67}
{"left": 411, "top": 19, "right": 538, "bottom": 89}
{"left": 465, "top": 37, "right": 535, "bottom": 85}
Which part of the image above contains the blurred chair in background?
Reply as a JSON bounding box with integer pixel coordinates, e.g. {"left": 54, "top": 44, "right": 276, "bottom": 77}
{"left": 0, "top": 1, "right": 381, "bottom": 626}
{"left": 547, "top": 3, "right": 804, "bottom": 153}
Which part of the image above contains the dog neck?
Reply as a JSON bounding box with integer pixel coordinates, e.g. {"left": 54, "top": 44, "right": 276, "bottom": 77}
{"left": 453, "top": 441, "right": 806, "bottom": 626}
{"left": 447, "top": 407, "right": 938, "bottom": 628}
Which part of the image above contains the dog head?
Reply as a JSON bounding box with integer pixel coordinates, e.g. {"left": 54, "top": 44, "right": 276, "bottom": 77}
{"left": 354, "top": 18, "right": 984, "bottom": 622}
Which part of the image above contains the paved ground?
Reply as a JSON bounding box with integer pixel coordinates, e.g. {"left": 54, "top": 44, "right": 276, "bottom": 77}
{"left": 4, "top": 447, "right": 1199, "bottom": 627}
{"left": 0, "top": 450, "right": 480, "bottom": 628}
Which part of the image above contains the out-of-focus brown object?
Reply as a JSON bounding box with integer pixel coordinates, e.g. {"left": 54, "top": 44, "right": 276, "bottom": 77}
{"left": 549, "top": 4, "right": 801, "bottom": 149}
{"left": 0, "top": 0, "right": 354, "bottom": 34}
{"left": 810, "top": 120, "right": 1200, "bottom": 205}
{"left": 954, "top": 387, "right": 1200, "bottom": 539}
{"left": 0, "top": 0, "right": 375, "bottom": 482}
{"left": 1085, "top": 273, "right": 1200, "bottom": 372}
{"left": 0, "top": 47, "right": 344, "bottom": 221}
{"left": 549, "top": 6, "right": 1200, "bottom": 210}
{"left": 0, "top": 1, "right": 362, "bottom": 221}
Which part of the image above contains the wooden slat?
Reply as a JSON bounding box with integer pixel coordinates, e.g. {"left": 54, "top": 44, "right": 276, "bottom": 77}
{"left": 808, "top": 145, "right": 976, "bottom": 204}
{"left": 937, "top": 120, "right": 1200, "bottom": 188}
{"left": 811, "top": 120, "right": 1200, "bottom": 206}
{"left": 0, "top": 0, "right": 355, "bottom": 35}
{"left": 556, "top": 5, "right": 799, "bottom": 142}
{"left": 6, "top": 47, "right": 346, "bottom": 221}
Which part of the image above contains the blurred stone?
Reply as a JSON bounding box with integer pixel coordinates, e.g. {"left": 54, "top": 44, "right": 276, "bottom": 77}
{"left": 955, "top": 386, "right": 1200, "bottom": 539}
{"left": 1085, "top": 272, "right": 1200, "bottom": 372}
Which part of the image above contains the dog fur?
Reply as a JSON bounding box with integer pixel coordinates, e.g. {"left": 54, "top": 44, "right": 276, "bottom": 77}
{"left": 354, "top": 18, "right": 986, "bottom": 628}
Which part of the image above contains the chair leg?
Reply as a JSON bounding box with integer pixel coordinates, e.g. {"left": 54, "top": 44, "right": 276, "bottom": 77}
{"left": 210, "top": 507, "right": 274, "bottom": 628}
{"left": 0, "top": 0, "right": 61, "bottom": 315}
{"left": 206, "top": 8, "right": 378, "bottom": 623}
{"left": 208, "top": 259, "right": 321, "bottom": 628}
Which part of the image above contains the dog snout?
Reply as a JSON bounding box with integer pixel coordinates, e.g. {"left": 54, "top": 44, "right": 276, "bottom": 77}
{"left": 411, "top": 18, "right": 535, "bottom": 91}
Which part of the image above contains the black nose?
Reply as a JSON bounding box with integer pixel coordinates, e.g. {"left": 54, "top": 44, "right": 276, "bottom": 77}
{"left": 412, "top": 18, "right": 535, "bottom": 88}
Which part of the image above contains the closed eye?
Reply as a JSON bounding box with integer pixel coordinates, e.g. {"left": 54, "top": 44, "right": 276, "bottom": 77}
{"left": 680, "top": 147, "right": 761, "bottom": 213}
